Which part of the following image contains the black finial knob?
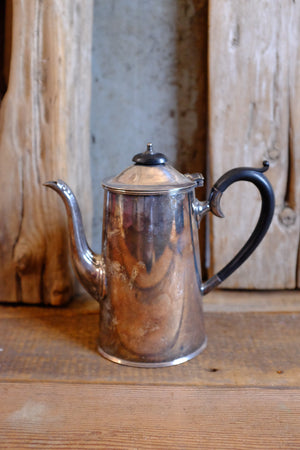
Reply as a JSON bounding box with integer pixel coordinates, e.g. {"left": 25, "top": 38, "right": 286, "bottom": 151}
{"left": 147, "top": 143, "right": 154, "bottom": 154}
{"left": 132, "top": 143, "right": 168, "bottom": 165}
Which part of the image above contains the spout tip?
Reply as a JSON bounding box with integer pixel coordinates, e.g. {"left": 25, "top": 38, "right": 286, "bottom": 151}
{"left": 44, "top": 180, "right": 58, "bottom": 188}
{"left": 43, "top": 180, "right": 73, "bottom": 197}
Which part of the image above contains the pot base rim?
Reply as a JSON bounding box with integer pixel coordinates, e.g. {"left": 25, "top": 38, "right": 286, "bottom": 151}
{"left": 97, "top": 337, "right": 207, "bottom": 368}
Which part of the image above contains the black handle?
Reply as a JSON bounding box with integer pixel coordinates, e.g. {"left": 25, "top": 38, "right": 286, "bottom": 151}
{"left": 201, "top": 161, "right": 275, "bottom": 295}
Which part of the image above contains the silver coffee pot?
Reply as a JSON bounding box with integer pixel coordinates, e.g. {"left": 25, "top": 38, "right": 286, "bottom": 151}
{"left": 45, "top": 143, "right": 274, "bottom": 367}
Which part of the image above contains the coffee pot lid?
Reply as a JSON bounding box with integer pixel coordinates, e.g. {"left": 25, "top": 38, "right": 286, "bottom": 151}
{"left": 102, "top": 143, "right": 203, "bottom": 195}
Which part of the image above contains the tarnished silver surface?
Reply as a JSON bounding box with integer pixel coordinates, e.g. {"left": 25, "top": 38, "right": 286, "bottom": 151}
{"left": 45, "top": 178, "right": 207, "bottom": 366}
{"left": 192, "top": 198, "right": 211, "bottom": 227}
{"left": 185, "top": 172, "right": 205, "bottom": 187}
{"left": 209, "top": 187, "right": 225, "bottom": 218}
{"left": 44, "top": 180, "right": 106, "bottom": 302}
{"left": 98, "top": 336, "right": 207, "bottom": 368}
{"left": 45, "top": 147, "right": 274, "bottom": 367}
{"left": 201, "top": 274, "right": 222, "bottom": 296}
{"left": 98, "top": 190, "right": 206, "bottom": 365}
{"left": 103, "top": 166, "right": 197, "bottom": 195}
{"left": 103, "top": 146, "right": 197, "bottom": 195}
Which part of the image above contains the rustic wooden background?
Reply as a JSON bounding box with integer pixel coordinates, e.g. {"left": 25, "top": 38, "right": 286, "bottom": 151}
{"left": 0, "top": 0, "right": 299, "bottom": 303}
{"left": 209, "top": 0, "right": 300, "bottom": 289}
{"left": 0, "top": 0, "right": 93, "bottom": 304}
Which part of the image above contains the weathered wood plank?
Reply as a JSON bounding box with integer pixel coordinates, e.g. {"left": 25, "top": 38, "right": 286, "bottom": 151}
{"left": 209, "top": 0, "right": 300, "bottom": 289}
{"left": 0, "top": 295, "right": 299, "bottom": 387}
{"left": 204, "top": 289, "right": 300, "bottom": 313}
{"left": 176, "top": 0, "right": 209, "bottom": 276}
{"left": 289, "top": 4, "right": 300, "bottom": 288}
{"left": 0, "top": 292, "right": 299, "bottom": 448}
{"left": 0, "top": 0, "right": 93, "bottom": 304}
{"left": 0, "top": 383, "right": 299, "bottom": 449}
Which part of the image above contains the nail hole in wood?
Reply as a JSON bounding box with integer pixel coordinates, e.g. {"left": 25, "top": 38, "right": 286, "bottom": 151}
{"left": 207, "top": 368, "right": 219, "bottom": 373}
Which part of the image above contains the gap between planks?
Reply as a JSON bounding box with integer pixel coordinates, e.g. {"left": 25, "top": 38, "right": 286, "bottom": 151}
{"left": 1, "top": 290, "right": 299, "bottom": 319}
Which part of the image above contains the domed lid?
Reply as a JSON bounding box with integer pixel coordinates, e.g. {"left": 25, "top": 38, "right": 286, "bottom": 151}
{"left": 102, "top": 143, "right": 203, "bottom": 195}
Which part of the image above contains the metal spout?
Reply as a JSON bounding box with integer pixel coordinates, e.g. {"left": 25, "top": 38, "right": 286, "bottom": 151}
{"left": 44, "top": 180, "right": 106, "bottom": 302}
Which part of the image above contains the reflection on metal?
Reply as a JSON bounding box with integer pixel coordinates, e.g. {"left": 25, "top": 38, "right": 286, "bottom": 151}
{"left": 44, "top": 180, "right": 106, "bottom": 302}
{"left": 45, "top": 145, "right": 275, "bottom": 367}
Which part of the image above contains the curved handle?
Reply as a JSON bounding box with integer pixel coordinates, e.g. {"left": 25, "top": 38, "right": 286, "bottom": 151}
{"left": 201, "top": 161, "right": 275, "bottom": 295}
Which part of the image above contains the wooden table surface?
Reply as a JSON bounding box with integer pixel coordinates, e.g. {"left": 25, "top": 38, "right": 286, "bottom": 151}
{"left": 0, "top": 290, "right": 299, "bottom": 449}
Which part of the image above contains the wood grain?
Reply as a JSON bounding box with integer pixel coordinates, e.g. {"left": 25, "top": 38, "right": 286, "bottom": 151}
{"left": 0, "top": 0, "right": 93, "bottom": 304}
{"left": 209, "top": 0, "right": 300, "bottom": 289}
{"left": 0, "top": 292, "right": 299, "bottom": 448}
{"left": 176, "top": 0, "right": 209, "bottom": 277}
{"left": 0, "top": 383, "right": 299, "bottom": 449}
{"left": 203, "top": 289, "right": 300, "bottom": 313}
{"left": 289, "top": 5, "right": 300, "bottom": 287}
{"left": 0, "top": 294, "right": 299, "bottom": 387}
